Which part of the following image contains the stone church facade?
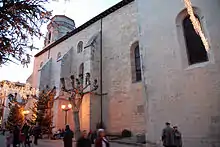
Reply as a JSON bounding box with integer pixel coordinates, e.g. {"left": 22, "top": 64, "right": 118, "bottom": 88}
{"left": 32, "top": 0, "right": 145, "bottom": 134}
{"left": 31, "top": 0, "right": 220, "bottom": 146}
{"left": 137, "top": 0, "right": 220, "bottom": 146}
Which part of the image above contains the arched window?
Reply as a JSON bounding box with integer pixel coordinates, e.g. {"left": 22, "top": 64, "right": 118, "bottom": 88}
{"left": 134, "top": 45, "right": 142, "bottom": 81}
{"left": 77, "top": 41, "right": 83, "bottom": 53}
{"left": 48, "top": 32, "right": 51, "bottom": 44}
{"left": 131, "top": 42, "right": 142, "bottom": 82}
{"left": 182, "top": 15, "right": 208, "bottom": 65}
{"left": 57, "top": 52, "right": 61, "bottom": 61}
{"left": 40, "top": 62, "right": 43, "bottom": 68}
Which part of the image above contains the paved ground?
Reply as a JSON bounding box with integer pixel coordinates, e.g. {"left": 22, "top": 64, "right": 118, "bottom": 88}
{"left": 0, "top": 134, "right": 5, "bottom": 147}
{"left": 0, "top": 134, "right": 137, "bottom": 147}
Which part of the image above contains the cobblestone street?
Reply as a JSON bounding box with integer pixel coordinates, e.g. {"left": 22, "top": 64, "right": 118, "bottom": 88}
{"left": 0, "top": 134, "right": 139, "bottom": 147}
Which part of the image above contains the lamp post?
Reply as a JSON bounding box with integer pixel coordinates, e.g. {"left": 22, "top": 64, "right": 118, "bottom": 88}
{"left": 61, "top": 104, "right": 72, "bottom": 126}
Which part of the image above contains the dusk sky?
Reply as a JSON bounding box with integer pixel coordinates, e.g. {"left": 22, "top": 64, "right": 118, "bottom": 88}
{"left": 0, "top": 0, "right": 121, "bottom": 83}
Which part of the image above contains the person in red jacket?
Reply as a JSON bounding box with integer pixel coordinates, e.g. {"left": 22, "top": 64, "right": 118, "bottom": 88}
{"left": 95, "top": 129, "right": 110, "bottom": 147}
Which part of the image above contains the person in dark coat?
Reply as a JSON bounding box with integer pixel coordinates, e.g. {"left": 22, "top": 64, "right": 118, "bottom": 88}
{"left": 88, "top": 130, "right": 96, "bottom": 144}
{"left": 162, "top": 122, "right": 175, "bottom": 147}
{"left": 63, "top": 125, "right": 74, "bottom": 147}
{"left": 60, "top": 129, "right": 65, "bottom": 138}
{"left": 95, "top": 129, "right": 110, "bottom": 147}
{"left": 13, "top": 125, "right": 20, "bottom": 147}
{"left": 76, "top": 130, "right": 92, "bottom": 147}
{"left": 21, "top": 123, "right": 31, "bottom": 147}
{"left": 33, "top": 123, "right": 41, "bottom": 145}
{"left": 173, "top": 126, "right": 182, "bottom": 147}
{"left": 2, "top": 128, "right": 6, "bottom": 136}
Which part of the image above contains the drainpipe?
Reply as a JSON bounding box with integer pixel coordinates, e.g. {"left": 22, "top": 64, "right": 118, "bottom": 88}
{"left": 100, "top": 18, "right": 103, "bottom": 125}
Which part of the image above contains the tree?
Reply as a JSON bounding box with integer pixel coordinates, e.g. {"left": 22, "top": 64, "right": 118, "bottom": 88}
{"left": 0, "top": 0, "right": 51, "bottom": 65}
{"left": 0, "top": 81, "right": 39, "bottom": 129}
{"left": 60, "top": 73, "right": 98, "bottom": 139}
{"left": 7, "top": 104, "right": 24, "bottom": 129}
{"left": 0, "top": 81, "right": 38, "bottom": 101}
{"left": 31, "top": 87, "right": 56, "bottom": 135}
{"left": 29, "top": 102, "right": 37, "bottom": 125}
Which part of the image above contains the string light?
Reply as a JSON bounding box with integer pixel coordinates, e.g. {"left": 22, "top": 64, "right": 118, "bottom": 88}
{"left": 0, "top": 81, "right": 39, "bottom": 102}
{"left": 183, "top": 0, "right": 209, "bottom": 51}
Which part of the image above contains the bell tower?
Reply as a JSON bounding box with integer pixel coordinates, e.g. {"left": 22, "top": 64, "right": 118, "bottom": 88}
{"left": 44, "top": 15, "right": 75, "bottom": 46}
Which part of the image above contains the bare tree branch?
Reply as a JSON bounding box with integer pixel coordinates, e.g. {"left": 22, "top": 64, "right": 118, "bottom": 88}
{"left": 0, "top": 0, "right": 52, "bottom": 65}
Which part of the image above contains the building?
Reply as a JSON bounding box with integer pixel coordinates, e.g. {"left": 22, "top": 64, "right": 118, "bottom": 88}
{"left": 137, "top": 0, "right": 220, "bottom": 146}
{"left": 32, "top": 0, "right": 145, "bottom": 134}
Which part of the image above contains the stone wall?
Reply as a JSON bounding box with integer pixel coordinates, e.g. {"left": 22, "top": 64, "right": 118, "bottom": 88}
{"left": 32, "top": 51, "right": 49, "bottom": 89}
{"left": 101, "top": 2, "right": 145, "bottom": 134}
{"left": 39, "top": 58, "right": 52, "bottom": 90}
{"left": 137, "top": 0, "right": 220, "bottom": 146}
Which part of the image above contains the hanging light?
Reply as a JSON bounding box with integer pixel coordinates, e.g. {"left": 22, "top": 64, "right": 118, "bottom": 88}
{"left": 0, "top": 81, "right": 39, "bottom": 102}
{"left": 183, "top": 0, "right": 209, "bottom": 51}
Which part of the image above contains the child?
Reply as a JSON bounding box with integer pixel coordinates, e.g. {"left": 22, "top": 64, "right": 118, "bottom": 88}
{"left": 6, "top": 130, "right": 13, "bottom": 147}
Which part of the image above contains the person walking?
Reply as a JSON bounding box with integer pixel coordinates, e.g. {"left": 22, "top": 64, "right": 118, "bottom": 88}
{"left": 2, "top": 122, "right": 6, "bottom": 136}
{"left": 95, "top": 129, "right": 110, "bottom": 147}
{"left": 13, "top": 125, "right": 20, "bottom": 147}
{"left": 63, "top": 125, "right": 74, "bottom": 147}
{"left": 60, "top": 129, "right": 65, "bottom": 138}
{"left": 21, "top": 123, "right": 31, "bottom": 147}
{"left": 33, "top": 123, "right": 41, "bottom": 145}
{"left": 173, "top": 126, "right": 182, "bottom": 147}
{"left": 2, "top": 128, "right": 6, "bottom": 136}
{"left": 5, "top": 130, "right": 13, "bottom": 147}
{"left": 76, "top": 130, "right": 92, "bottom": 147}
{"left": 162, "top": 122, "right": 175, "bottom": 147}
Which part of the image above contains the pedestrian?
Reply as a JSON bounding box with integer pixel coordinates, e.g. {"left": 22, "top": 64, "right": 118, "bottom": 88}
{"left": 5, "top": 130, "right": 13, "bottom": 147}
{"left": 21, "top": 123, "right": 31, "bottom": 147}
{"left": 76, "top": 130, "right": 92, "bottom": 147}
{"left": 95, "top": 129, "right": 110, "bottom": 147}
{"left": 63, "top": 125, "right": 74, "bottom": 147}
{"left": 161, "top": 122, "right": 175, "bottom": 147}
{"left": 33, "top": 122, "right": 41, "bottom": 146}
{"left": 2, "top": 128, "right": 6, "bottom": 136}
{"left": 60, "top": 129, "right": 65, "bottom": 138}
{"left": 13, "top": 125, "right": 20, "bottom": 147}
{"left": 88, "top": 130, "right": 96, "bottom": 144}
{"left": 173, "top": 126, "right": 182, "bottom": 147}
{"left": 92, "top": 130, "right": 98, "bottom": 144}
{"left": 2, "top": 122, "right": 6, "bottom": 136}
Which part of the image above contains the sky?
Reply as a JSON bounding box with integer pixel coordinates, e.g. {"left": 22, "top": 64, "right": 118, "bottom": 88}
{"left": 0, "top": 0, "right": 121, "bottom": 83}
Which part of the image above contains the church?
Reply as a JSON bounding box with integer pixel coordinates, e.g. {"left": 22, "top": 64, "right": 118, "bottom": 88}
{"left": 32, "top": 0, "right": 145, "bottom": 136}
{"left": 31, "top": 0, "right": 220, "bottom": 146}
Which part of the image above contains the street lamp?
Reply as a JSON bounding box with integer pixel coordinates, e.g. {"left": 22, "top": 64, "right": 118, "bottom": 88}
{"left": 22, "top": 110, "right": 30, "bottom": 122}
{"left": 22, "top": 110, "right": 30, "bottom": 115}
{"left": 61, "top": 104, "right": 72, "bottom": 125}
